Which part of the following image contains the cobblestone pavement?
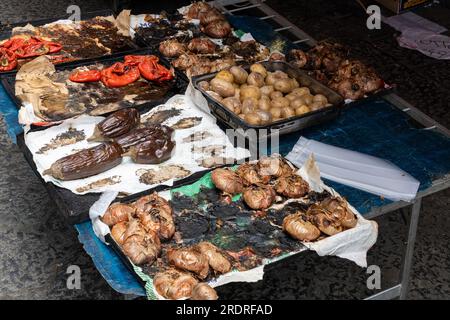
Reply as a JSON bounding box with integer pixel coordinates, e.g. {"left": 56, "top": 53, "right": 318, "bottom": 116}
{"left": 0, "top": 0, "right": 449, "bottom": 299}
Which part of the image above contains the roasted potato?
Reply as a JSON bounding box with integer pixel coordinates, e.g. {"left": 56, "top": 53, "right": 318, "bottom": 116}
{"left": 240, "top": 85, "right": 261, "bottom": 101}
{"left": 273, "top": 79, "right": 293, "bottom": 94}
{"left": 258, "top": 96, "right": 272, "bottom": 111}
{"left": 260, "top": 85, "right": 274, "bottom": 96}
{"left": 269, "top": 91, "right": 283, "bottom": 100}
{"left": 313, "top": 94, "right": 328, "bottom": 105}
{"left": 215, "top": 70, "right": 234, "bottom": 83}
{"left": 295, "top": 105, "right": 310, "bottom": 116}
{"left": 256, "top": 110, "right": 272, "bottom": 124}
{"left": 271, "top": 97, "right": 290, "bottom": 109}
{"left": 210, "top": 78, "right": 235, "bottom": 98}
{"left": 242, "top": 98, "right": 258, "bottom": 113}
{"left": 247, "top": 72, "right": 265, "bottom": 87}
{"left": 198, "top": 81, "right": 210, "bottom": 91}
{"left": 269, "top": 107, "right": 282, "bottom": 118}
{"left": 265, "top": 70, "right": 288, "bottom": 85}
{"left": 281, "top": 106, "right": 295, "bottom": 118}
{"left": 292, "top": 87, "right": 310, "bottom": 96}
{"left": 229, "top": 66, "right": 248, "bottom": 84}
{"left": 222, "top": 97, "right": 242, "bottom": 114}
{"left": 206, "top": 90, "right": 223, "bottom": 102}
{"left": 244, "top": 112, "right": 262, "bottom": 125}
{"left": 250, "top": 63, "right": 268, "bottom": 78}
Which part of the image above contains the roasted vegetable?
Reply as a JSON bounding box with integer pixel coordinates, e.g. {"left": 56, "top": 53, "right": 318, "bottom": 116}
{"left": 43, "top": 142, "right": 123, "bottom": 181}
{"left": 125, "top": 137, "right": 175, "bottom": 164}
{"left": 102, "top": 202, "right": 135, "bottom": 227}
{"left": 88, "top": 108, "right": 140, "bottom": 142}
{"left": 191, "top": 283, "right": 218, "bottom": 300}
{"left": 211, "top": 168, "right": 244, "bottom": 195}
{"left": 111, "top": 221, "right": 128, "bottom": 245}
{"left": 187, "top": 38, "right": 217, "bottom": 54}
{"left": 196, "top": 242, "right": 231, "bottom": 274}
{"left": 275, "top": 174, "right": 309, "bottom": 198}
{"left": 159, "top": 39, "right": 185, "bottom": 58}
{"left": 122, "top": 219, "right": 161, "bottom": 265}
{"left": 243, "top": 185, "right": 276, "bottom": 210}
{"left": 114, "top": 125, "right": 173, "bottom": 150}
{"left": 154, "top": 268, "right": 198, "bottom": 300}
{"left": 167, "top": 247, "right": 210, "bottom": 279}
{"left": 201, "top": 20, "right": 231, "bottom": 38}
{"left": 134, "top": 193, "right": 175, "bottom": 241}
{"left": 283, "top": 212, "right": 321, "bottom": 242}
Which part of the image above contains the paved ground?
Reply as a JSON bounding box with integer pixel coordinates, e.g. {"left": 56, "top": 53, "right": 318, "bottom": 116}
{"left": 0, "top": 0, "right": 449, "bottom": 299}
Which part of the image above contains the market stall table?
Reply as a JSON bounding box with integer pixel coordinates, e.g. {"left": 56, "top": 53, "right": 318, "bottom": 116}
{"left": 1, "top": 0, "right": 450, "bottom": 300}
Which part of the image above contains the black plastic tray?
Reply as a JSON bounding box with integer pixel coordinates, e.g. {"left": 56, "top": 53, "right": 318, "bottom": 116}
{"left": 1, "top": 48, "right": 188, "bottom": 122}
{"left": 0, "top": 9, "right": 141, "bottom": 77}
{"left": 192, "top": 61, "right": 344, "bottom": 138}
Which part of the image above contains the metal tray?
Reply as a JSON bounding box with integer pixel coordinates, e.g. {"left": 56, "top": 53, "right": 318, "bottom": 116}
{"left": 0, "top": 9, "right": 141, "bottom": 77}
{"left": 1, "top": 48, "right": 188, "bottom": 124}
{"left": 192, "top": 61, "right": 344, "bottom": 138}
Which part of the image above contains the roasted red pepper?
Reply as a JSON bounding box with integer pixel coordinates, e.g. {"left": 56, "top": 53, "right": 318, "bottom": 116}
{"left": 0, "top": 48, "right": 18, "bottom": 72}
{"left": 1, "top": 37, "right": 26, "bottom": 52}
{"left": 138, "top": 57, "right": 173, "bottom": 82}
{"left": 14, "top": 42, "right": 49, "bottom": 58}
{"left": 101, "top": 62, "right": 140, "bottom": 88}
{"left": 69, "top": 69, "right": 102, "bottom": 83}
{"left": 45, "top": 41, "right": 63, "bottom": 54}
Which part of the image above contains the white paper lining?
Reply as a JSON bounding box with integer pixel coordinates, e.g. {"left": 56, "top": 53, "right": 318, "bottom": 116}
{"left": 286, "top": 137, "right": 420, "bottom": 202}
{"left": 24, "top": 94, "right": 249, "bottom": 195}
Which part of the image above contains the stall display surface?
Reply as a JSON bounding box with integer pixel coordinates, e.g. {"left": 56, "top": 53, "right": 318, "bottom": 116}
{"left": 74, "top": 96, "right": 450, "bottom": 298}
{"left": 1, "top": 0, "right": 450, "bottom": 300}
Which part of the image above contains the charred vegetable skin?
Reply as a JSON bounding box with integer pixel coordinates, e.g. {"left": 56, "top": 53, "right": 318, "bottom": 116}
{"left": 89, "top": 108, "right": 140, "bottom": 141}
{"left": 114, "top": 125, "right": 174, "bottom": 150}
{"left": 43, "top": 142, "right": 123, "bottom": 180}
{"left": 126, "top": 137, "right": 175, "bottom": 164}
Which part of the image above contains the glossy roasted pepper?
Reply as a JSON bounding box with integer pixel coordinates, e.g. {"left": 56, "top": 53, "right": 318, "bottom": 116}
{"left": 69, "top": 69, "right": 102, "bottom": 83}
{"left": 0, "top": 48, "right": 17, "bottom": 72}
{"left": 101, "top": 62, "right": 140, "bottom": 88}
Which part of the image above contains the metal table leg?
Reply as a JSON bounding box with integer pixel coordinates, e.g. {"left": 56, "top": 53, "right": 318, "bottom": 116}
{"left": 399, "top": 198, "right": 422, "bottom": 299}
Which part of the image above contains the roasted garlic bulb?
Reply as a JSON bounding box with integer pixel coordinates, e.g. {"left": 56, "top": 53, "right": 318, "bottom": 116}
{"left": 154, "top": 268, "right": 198, "bottom": 300}
{"left": 167, "top": 247, "right": 210, "bottom": 279}
{"left": 283, "top": 212, "right": 321, "bottom": 242}
{"left": 196, "top": 241, "right": 232, "bottom": 274}
{"left": 211, "top": 168, "right": 244, "bottom": 195}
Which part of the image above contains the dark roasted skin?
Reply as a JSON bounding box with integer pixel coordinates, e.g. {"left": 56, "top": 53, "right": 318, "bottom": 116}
{"left": 89, "top": 108, "right": 140, "bottom": 141}
{"left": 43, "top": 142, "right": 123, "bottom": 181}
{"left": 114, "top": 125, "right": 173, "bottom": 150}
{"left": 126, "top": 137, "right": 175, "bottom": 164}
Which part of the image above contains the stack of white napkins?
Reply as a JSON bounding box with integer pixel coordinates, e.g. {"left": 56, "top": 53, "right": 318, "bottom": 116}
{"left": 287, "top": 137, "right": 420, "bottom": 202}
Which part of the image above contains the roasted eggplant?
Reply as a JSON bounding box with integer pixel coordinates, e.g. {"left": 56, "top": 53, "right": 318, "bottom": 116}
{"left": 88, "top": 108, "right": 140, "bottom": 142}
{"left": 43, "top": 142, "right": 123, "bottom": 181}
{"left": 125, "top": 137, "right": 175, "bottom": 164}
{"left": 114, "top": 125, "right": 173, "bottom": 150}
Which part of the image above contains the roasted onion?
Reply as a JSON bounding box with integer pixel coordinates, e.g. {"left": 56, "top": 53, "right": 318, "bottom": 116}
{"left": 211, "top": 168, "right": 244, "bottom": 195}
{"left": 122, "top": 219, "right": 161, "bottom": 265}
{"left": 201, "top": 19, "right": 231, "bottom": 39}
{"left": 154, "top": 268, "right": 198, "bottom": 300}
{"left": 191, "top": 283, "right": 218, "bottom": 300}
{"left": 102, "top": 202, "right": 135, "bottom": 227}
{"left": 159, "top": 39, "right": 185, "bottom": 58}
{"left": 196, "top": 241, "right": 231, "bottom": 274}
{"left": 167, "top": 247, "right": 210, "bottom": 279}
{"left": 187, "top": 38, "right": 217, "bottom": 54}
{"left": 133, "top": 193, "right": 175, "bottom": 241}
{"left": 275, "top": 174, "right": 309, "bottom": 198}
{"left": 283, "top": 212, "right": 321, "bottom": 242}
{"left": 243, "top": 185, "right": 276, "bottom": 210}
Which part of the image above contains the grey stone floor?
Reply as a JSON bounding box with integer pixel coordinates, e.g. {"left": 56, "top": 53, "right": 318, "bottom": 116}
{"left": 0, "top": 0, "right": 449, "bottom": 299}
